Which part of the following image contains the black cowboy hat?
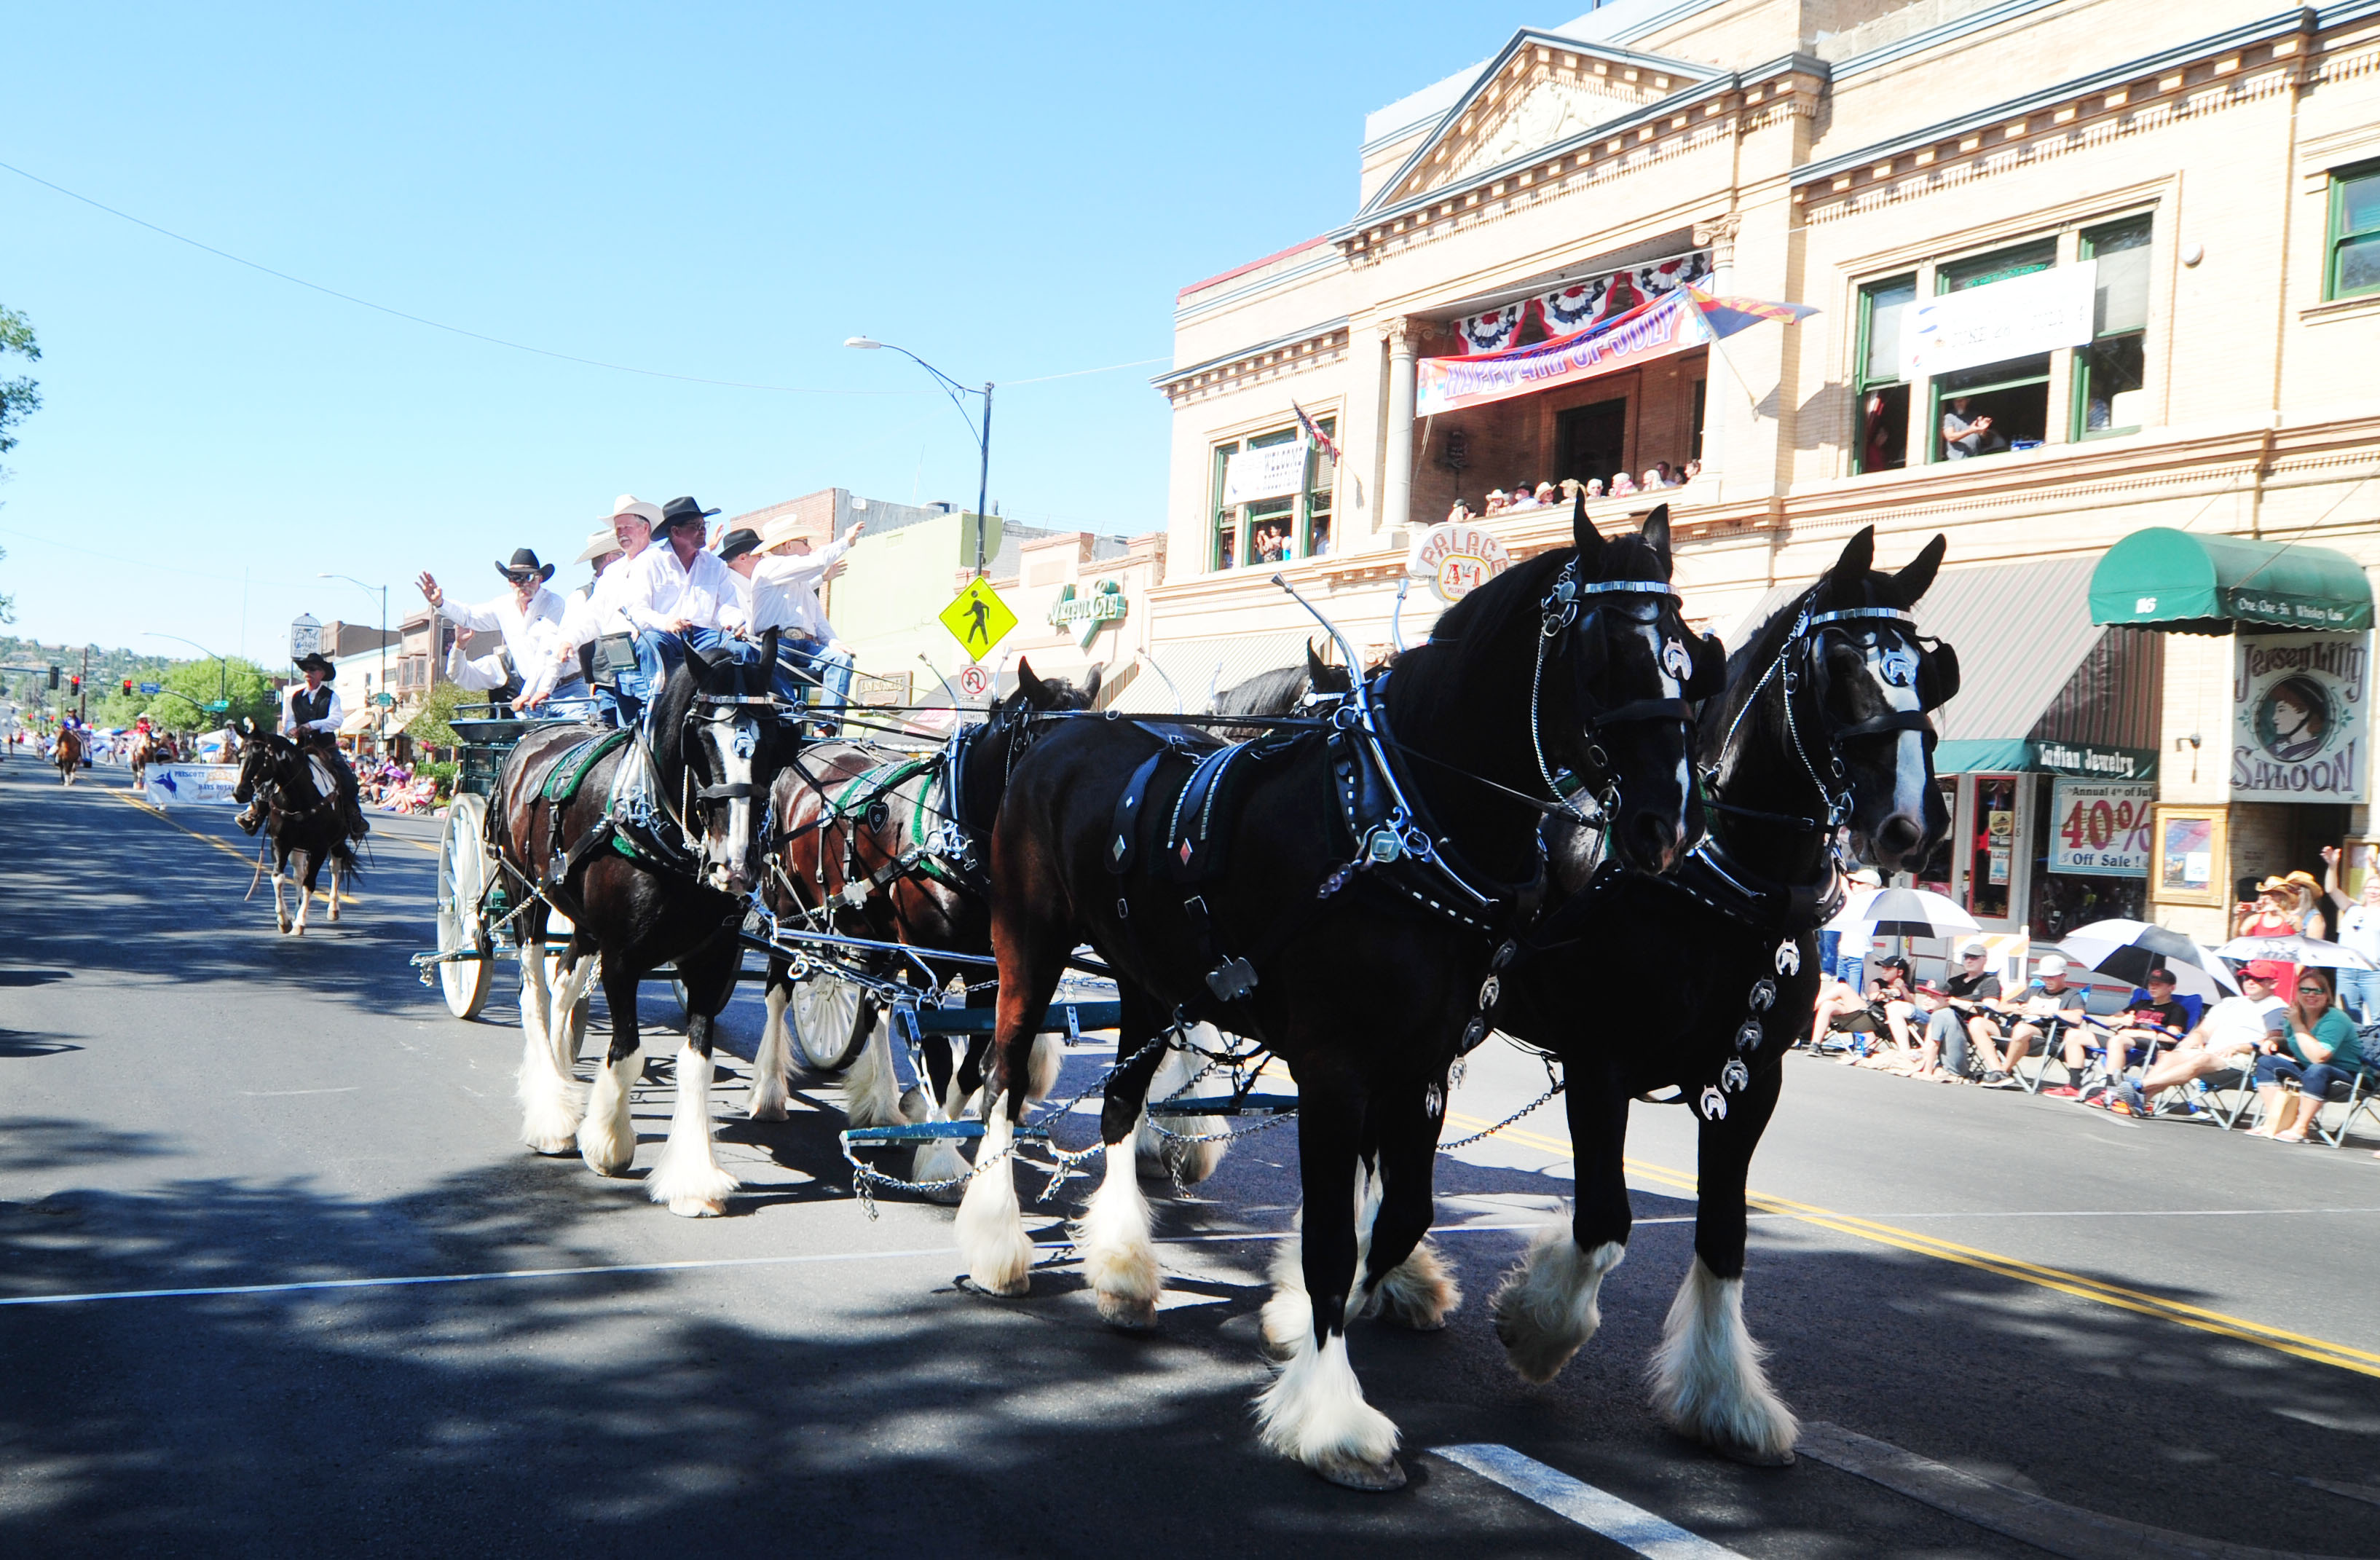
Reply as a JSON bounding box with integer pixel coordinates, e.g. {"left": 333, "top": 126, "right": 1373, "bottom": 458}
{"left": 655, "top": 495, "right": 721, "bottom": 534}
{"left": 294, "top": 651, "right": 336, "bottom": 675}
{"left": 715, "top": 527, "right": 762, "bottom": 563}
{"left": 493, "top": 548, "right": 556, "bottom": 583}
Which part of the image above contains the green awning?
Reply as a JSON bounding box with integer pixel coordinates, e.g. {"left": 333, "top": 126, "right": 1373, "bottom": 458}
{"left": 2089, "top": 528, "right": 2373, "bottom": 634}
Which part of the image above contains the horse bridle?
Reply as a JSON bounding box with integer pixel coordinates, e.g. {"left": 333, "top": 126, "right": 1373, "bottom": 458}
{"left": 1532, "top": 560, "right": 1714, "bottom": 828}
{"left": 1714, "top": 600, "right": 1952, "bottom": 835}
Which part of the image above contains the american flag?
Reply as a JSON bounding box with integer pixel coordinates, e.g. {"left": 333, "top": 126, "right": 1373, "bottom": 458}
{"left": 1291, "top": 401, "right": 1341, "bottom": 465}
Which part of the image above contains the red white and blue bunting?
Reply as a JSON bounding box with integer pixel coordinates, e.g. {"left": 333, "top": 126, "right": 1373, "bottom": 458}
{"left": 1453, "top": 249, "right": 1715, "bottom": 354}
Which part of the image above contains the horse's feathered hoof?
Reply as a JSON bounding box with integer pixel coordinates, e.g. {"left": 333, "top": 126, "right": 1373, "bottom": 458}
{"left": 1094, "top": 1291, "right": 1159, "bottom": 1333}
{"left": 1312, "top": 1451, "right": 1406, "bottom": 1492}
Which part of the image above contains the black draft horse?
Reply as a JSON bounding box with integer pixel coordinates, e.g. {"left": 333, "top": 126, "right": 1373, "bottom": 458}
{"left": 971, "top": 502, "right": 1719, "bottom": 1489}
{"left": 231, "top": 722, "right": 360, "bottom": 935}
{"left": 1486, "top": 526, "right": 1956, "bottom": 1465}
{"left": 497, "top": 637, "right": 796, "bottom": 1217}
{"left": 752, "top": 661, "right": 1103, "bottom": 1173}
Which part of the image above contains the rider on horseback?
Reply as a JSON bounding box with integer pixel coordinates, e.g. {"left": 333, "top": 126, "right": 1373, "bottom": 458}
{"left": 239, "top": 651, "right": 369, "bottom": 840}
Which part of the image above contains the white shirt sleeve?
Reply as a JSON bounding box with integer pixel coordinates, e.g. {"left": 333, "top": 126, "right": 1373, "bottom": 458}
{"left": 437, "top": 594, "right": 506, "bottom": 634}
{"left": 619, "top": 549, "right": 678, "bottom": 634}
{"left": 720, "top": 570, "right": 754, "bottom": 633}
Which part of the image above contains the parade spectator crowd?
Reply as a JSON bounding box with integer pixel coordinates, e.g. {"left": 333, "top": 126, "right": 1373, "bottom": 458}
{"left": 1447, "top": 461, "right": 1702, "bottom": 523}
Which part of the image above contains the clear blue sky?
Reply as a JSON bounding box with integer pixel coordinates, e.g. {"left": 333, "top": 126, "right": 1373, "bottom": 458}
{"left": 0, "top": 2, "right": 1519, "bottom": 660}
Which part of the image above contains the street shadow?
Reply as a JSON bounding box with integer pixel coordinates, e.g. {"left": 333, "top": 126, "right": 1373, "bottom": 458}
{"left": 0, "top": 1029, "right": 82, "bottom": 1059}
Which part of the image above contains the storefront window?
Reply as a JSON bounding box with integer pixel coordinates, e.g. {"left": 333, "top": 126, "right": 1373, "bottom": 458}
{"left": 2074, "top": 215, "right": 2151, "bottom": 438}
{"left": 1854, "top": 275, "right": 1915, "bottom": 474}
{"left": 2329, "top": 159, "right": 2380, "bottom": 301}
{"left": 1966, "top": 773, "right": 2018, "bottom": 921}
{"left": 2025, "top": 776, "right": 2145, "bottom": 939}
{"left": 1210, "top": 419, "right": 1334, "bottom": 571}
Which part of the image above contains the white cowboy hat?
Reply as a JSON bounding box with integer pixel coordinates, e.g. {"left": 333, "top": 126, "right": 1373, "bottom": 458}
{"left": 758, "top": 511, "right": 817, "bottom": 551}
{"left": 575, "top": 524, "right": 623, "bottom": 563}
{"left": 609, "top": 493, "right": 663, "bottom": 528}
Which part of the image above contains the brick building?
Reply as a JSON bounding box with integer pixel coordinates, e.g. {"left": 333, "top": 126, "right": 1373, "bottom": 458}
{"left": 1152, "top": 0, "right": 2380, "bottom": 942}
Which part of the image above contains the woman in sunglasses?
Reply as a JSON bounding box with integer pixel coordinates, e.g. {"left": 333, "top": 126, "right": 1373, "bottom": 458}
{"left": 2247, "top": 966, "right": 2366, "bottom": 1142}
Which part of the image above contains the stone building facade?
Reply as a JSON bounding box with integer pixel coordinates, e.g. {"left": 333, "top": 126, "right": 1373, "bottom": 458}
{"left": 1151, "top": 0, "right": 2380, "bottom": 943}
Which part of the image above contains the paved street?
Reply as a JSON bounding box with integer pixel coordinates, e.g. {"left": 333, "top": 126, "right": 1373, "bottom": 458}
{"left": 5, "top": 757, "right": 2379, "bottom": 1557}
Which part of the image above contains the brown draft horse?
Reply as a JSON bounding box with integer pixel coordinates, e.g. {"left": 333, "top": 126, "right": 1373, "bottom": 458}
{"left": 127, "top": 729, "right": 158, "bottom": 791}
{"left": 968, "top": 503, "right": 1717, "bottom": 1489}
{"left": 753, "top": 661, "right": 1100, "bottom": 1183}
{"left": 54, "top": 726, "right": 82, "bottom": 786}
{"left": 496, "top": 638, "right": 796, "bottom": 1216}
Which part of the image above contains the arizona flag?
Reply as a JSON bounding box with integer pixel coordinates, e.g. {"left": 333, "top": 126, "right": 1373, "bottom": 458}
{"left": 1291, "top": 401, "right": 1341, "bottom": 465}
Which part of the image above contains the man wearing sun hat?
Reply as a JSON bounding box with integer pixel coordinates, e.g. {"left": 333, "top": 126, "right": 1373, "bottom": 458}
{"left": 620, "top": 496, "right": 754, "bottom": 698}
{"left": 417, "top": 547, "right": 573, "bottom": 709}
{"left": 524, "top": 495, "right": 665, "bottom": 725}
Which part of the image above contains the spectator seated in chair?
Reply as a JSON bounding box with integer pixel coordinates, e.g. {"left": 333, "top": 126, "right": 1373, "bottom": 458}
{"left": 1993, "top": 954, "right": 2091, "bottom": 1090}
{"left": 1932, "top": 940, "right": 2008, "bottom": 1082}
{"left": 2073, "top": 966, "right": 2194, "bottom": 1108}
{"left": 2246, "top": 966, "right": 2366, "bottom": 1142}
{"left": 2137, "top": 962, "right": 2290, "bottom": 1114}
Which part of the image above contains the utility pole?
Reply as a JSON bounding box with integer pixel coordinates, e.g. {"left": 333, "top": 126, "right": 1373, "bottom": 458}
{"left": 79, "top": 646, "right": 89, "bottom": 722}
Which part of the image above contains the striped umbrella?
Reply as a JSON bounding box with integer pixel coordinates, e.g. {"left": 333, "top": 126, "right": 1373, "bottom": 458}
{"left": 1823, "top": 886, "right": 1980, "bottom": 942}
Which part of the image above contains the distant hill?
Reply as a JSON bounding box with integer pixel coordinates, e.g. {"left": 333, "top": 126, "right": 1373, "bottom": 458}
{"left": 0, "top": 636, "right": 179, "bottom": 714}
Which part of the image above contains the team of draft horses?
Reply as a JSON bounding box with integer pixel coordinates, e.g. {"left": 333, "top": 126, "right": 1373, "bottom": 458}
{"left": 448, "top": 497, "right": 1962, "bottom": 1492}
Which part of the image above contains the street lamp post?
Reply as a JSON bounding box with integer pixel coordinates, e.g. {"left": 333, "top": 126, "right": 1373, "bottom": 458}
{"left": 141, "top": 633, "right": 230, "bottom": 713}
{"left": 845, "top": 336, "right": 994, "bottom": 577}
{"left": 320, "top": 573, "right": 390, "bottom": 748}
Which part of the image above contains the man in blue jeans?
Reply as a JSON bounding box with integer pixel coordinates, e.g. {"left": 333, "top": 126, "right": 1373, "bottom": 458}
{"left": 621, "top": 497, "right": 760, "bottom": 714}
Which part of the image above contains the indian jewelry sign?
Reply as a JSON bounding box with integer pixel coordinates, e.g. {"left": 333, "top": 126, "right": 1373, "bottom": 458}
{"left": 2231, "top": 631, "right": 2369, "bottom": 801}
{"left": 1406, "top": 521, "right": 1512, "bottom": 604}
{"left": 1047, "top": 579, "right": 1128, "bottom": 647}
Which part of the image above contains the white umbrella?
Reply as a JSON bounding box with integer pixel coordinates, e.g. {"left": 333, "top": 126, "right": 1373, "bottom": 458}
{"left": 2215, "top": 934, "right": 2379, "bottom": 972}
{"left": 1824, "top": 886, "right": 1980, "bottom": 942}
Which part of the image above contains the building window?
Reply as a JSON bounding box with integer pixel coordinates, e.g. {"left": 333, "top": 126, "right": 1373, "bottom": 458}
{"left": 2074, "top": 214, "right": 2151, "bottom": 438}
{"left": 1210, "top": 418, "right": 1334, "bottom": 571}
{"left": 2330, "top": 159, "right": 2380, "bottom": 301}
{"left": 1928, "top": 239, "right": 2059, "bottom": 462}
{"left": 1853, "top": 274, "right": 1915, "bottom": 473}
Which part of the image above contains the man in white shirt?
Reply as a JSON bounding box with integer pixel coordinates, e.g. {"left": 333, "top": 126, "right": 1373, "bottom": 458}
{"left": 720, "top": 513, "right": 864, "bottom": 696}
{"left": 624, "top": 497, "right": 757, "bottom": 701}
{"left": 526, "top": 495, "right": 663, "bottom": 725}
{"left": 417, "top": 548, "right": 580, "bottom": 714}
{"left": 259, "top": 651, "right": 366, "bottom": 840}
{"left": 2324, "top": 843, "right": 2380, "bottom": 1021}
{"left": 2136, "top": 962, "right": 2289, "bottom": 1111}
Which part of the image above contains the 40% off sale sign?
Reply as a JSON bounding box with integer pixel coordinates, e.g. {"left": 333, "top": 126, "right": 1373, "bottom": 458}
{"left": 2048, "top": 779, "right": 2156, "bottom": 877}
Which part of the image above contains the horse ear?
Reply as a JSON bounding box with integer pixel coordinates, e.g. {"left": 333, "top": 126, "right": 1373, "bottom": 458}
{"left": 1572, "top": 489, "right": 1606, "bottom": 566}
{"left": 1890, "top": 533, "right": 1947, "bottom": 608}
{"left": 1080, "top": 663, "right": 1102, "bottom": 704}
{"left": 1639, "top": 503, "right": 1673, "bottom": 575}
{"left": 1016, "top": 657, "right": 1048, "bottom": 706}
{"left": 1827, "top": 525, "right": 1877, "bottom": 599}
{"left": 1306, "top": 639, "right": 1328, "bottom": 685}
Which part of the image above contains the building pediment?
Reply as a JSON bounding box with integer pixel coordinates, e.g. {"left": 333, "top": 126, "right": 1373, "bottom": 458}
{"left": 1365, "top": 31, "right": 1720, "bottom": 215}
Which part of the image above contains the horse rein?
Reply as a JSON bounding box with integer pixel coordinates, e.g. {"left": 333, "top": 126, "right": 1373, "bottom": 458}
{"left": 1532, "top": 566, "right": 1700, "bottom": 830}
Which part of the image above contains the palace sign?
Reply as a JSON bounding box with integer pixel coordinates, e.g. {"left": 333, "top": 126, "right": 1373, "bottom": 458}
{"left": 1406, "top": 521, "right": 1512, "bottom": 604}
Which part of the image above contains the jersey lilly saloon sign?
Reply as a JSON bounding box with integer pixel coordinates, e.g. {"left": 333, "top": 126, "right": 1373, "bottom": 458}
{"left": 2232, "top": 631, "right": 2370, "bottom": 801}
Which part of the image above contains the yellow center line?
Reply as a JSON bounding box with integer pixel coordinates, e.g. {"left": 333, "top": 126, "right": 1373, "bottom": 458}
{"left": 1442, "top": 1108, "right": 2380, "bottom": 1380}
{"left": 104, "top": 789, "right": 358, "bottom": 906}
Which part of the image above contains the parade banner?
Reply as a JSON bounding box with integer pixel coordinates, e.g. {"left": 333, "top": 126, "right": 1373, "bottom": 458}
{"left": 2048, "top": 779, "right": 2155, "bottom": 877}
{"left": 2231, "top": 631, "right": 2369, "bottom": 801}
{"left": 1901, "top": 261, "right": 2096, "bottom": 380}
{"left": 1419, "top": 290, "right": 1709, "bottom": 417}
{"left": 1221, "top": 441, "right": 1309, "bottom": 505}
{"left": 145, "top": 764, "right": 245, "bottom": 807}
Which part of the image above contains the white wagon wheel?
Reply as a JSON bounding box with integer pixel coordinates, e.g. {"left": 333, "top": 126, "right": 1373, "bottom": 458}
{"left": 793, "top": 969, "right": 873, "bottom": 1072}
{"left": 436, "top": 792, "right": 496, "bottom": 1021}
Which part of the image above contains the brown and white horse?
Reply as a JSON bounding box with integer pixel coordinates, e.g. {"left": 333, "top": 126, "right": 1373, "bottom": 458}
{"left": 127, "top": 730, "right": 158, "bottom": 791}
{"left": 54, "top": 727, "right": 82, "bottom": 786}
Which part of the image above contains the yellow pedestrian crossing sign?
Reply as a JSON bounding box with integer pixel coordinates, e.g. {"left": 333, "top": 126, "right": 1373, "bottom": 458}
{"left": 939, "top": 577, "right": 1017, "bottom": 657}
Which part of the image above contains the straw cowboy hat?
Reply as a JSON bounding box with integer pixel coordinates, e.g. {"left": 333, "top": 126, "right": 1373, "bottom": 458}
{"left": 575, "top": 524, "right": 624, "bottom": 564}
{"left": 758, "top": 511, "right": 819, "bottom": 552}
{"left": 610, "top": 494, "right": 663, "bottom": 528}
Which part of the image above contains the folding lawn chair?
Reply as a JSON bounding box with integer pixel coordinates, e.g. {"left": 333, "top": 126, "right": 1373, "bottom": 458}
{"left": 2307, "top": 1067, "right": 2380, "bottom": 1148}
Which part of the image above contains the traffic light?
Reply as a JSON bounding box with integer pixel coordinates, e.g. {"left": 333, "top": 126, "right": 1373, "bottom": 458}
{"left": 121, "top": 679, "right": 134, "bottom": 696}
{"left": 68, "top": 676, "right": 80, "bottom": 696}
{"left": 47, "top": 666, "right": 59, "bottom": 690}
